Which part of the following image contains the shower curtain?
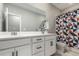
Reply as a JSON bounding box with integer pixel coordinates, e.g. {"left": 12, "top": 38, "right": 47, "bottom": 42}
{"left": 56, "top": 9, "right": 79, "bottom": 47}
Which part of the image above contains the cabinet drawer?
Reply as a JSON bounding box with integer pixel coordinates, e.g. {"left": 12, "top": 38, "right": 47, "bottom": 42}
{"left": 0, "top": 38, "right": 31, "bottom": 50}
{"left": 32, "top": 42, "right": 44, "bottom": 54}
{"left": 33, "top": 51, "right": 44, "bottom": 56}
{"left": 32, "top": 37, "right": 44, "bottom": 43}
{"left": 45, "top": 48, "right": 56, "bottom": 56}
{"left": 45, "top": 36, "right": 56, "bottom": 41}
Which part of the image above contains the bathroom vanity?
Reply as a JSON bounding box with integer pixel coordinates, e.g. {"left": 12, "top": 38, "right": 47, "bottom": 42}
{"left": 0, "top": 33, "right": 56, "bottom": 56}
{"left": 0, "top": 3, "right": 56, "bottom": 56}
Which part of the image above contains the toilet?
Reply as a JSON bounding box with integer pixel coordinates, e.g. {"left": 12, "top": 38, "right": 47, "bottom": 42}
{"left": 56, "top": 42, "right": 66, "bottom": 55}
{"left": 56, "top": 42, "right": 79, "bottom": 56}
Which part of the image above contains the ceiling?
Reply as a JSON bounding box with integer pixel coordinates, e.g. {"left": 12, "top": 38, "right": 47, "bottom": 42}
{"left": 52, "top": 3, "right": 75, "bottom": 11}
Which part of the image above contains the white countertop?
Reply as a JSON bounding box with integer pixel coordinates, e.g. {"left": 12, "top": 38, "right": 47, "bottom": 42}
{"left": 0, "top": 32, "right": 56, "bottom": 40}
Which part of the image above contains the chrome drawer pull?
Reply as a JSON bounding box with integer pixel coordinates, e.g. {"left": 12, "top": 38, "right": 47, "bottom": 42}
{"left": 37, "top": 46, "right": 42, "bottom": 49}
{"left": 50, "top": 41, "right": 53, "bottom": 46}
{"left": 12, "top": 51, "right": 14, "bottom": 56}
{"left": 37, "top": 39, "right": 42, "bottom": 41}
{"left": 16, "top": 51, "right": 18, "bottom": 56}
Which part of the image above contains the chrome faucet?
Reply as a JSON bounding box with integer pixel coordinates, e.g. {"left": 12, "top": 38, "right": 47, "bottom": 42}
{"left": 11, "top": 32, "right": 17, "bottom": 35}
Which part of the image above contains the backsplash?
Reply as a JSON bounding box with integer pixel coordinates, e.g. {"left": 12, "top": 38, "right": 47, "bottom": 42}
{"left": 56, "top": 9, "right": 79, "bottom": 47}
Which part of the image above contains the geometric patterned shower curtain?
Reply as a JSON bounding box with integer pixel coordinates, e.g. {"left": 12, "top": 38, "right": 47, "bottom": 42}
{"left": 56, "top": 9, "right": 79, "bottom": 47}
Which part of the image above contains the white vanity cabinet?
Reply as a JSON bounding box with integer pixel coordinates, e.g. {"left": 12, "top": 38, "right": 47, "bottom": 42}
{"left": 45, "top": 36, "right": 56, "bottom": 56}
{"left": 0, "top": 34, "right": 56, "bottom": 56}
{"left": 0, "top": 45, "right": 31, "bottom": 56}
{"left": 0, "top": 38, "right": 31, "bottom": 56}
{"left": 0, "top": 48, "right": 14, "bottom": 56}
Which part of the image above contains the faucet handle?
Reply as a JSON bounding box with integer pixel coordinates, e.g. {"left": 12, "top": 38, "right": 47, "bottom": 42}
{"left": 11, "top": 32, "right": 17, "bottom": 35}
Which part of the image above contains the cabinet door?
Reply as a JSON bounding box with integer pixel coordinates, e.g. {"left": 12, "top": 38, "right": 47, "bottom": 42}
{"left": 0, "top": 48, "right": 14, "bottom": 56}
{"left": 15, "top": 45, "right": 31, "bottom": 56}
{"left": 45, "top": 39, "right": 56, "bottom": 56}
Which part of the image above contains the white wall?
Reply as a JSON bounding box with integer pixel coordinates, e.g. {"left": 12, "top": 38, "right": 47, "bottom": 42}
{"left": 62, "top": 4, "right": 79, "bottom": 13}
{"left": 28, "top": 3, "right": 61, "bottom": 33}
{"left": 0, "top": 3, "right": 3, "bottom": 31}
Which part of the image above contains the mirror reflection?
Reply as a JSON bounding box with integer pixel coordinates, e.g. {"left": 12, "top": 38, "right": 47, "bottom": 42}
{"left": 1, "top": 3, "right": 49, "bottom": 32}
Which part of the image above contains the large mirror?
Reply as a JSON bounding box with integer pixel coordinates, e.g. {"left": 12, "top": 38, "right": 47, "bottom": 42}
{"left": 1, "top": 3, "right": 49, "bottom": 32}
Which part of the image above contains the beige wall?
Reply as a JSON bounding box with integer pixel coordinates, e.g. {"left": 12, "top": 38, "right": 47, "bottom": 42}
{"left": 62, "top": 4, "right": 79, "bottom": 13}
{"left": 29, "top": 3, "right": 61, "bottom": 33}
